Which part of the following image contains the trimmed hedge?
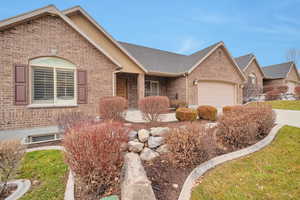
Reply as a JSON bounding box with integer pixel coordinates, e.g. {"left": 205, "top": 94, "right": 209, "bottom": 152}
{"left": 176, "top": 107, "right": 198, "bottom": 121}
{"left": 197, "top": 105, "right": 217, "bottom": 121}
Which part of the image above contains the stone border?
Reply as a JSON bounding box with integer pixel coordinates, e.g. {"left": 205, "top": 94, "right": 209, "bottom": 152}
{"left": 26, "top": 146, "right": 74, "bottom": 200}
{"left": 5, "top": 179, "right": 31, "bottom": 200}
{"left": 178, "top": 124, "right": 284, "bottom": 200}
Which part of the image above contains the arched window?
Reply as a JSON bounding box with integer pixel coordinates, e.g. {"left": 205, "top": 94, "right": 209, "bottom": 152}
{"left": 248, "top": 73, "right": 257, "bottom": 85}
{"left": 30, "top": 57, "right": 76, "bottom": 106}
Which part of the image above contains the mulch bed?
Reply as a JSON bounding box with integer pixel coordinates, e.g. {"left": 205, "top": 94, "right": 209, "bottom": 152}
{"left": 74, "top": 178, "right": 120, "bottom": 200}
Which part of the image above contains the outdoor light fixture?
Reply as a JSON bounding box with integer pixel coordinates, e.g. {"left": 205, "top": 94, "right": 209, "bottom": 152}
{"left": 193, "top": 80, "right": 199, "bottom": 85}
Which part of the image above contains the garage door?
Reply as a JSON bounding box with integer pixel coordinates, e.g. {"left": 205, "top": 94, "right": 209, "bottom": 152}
{"left": 198, "top": 81, "right": 236, "bottom": 107}
{"left": 287, "top": 81, "right": 296, "bottom": 94}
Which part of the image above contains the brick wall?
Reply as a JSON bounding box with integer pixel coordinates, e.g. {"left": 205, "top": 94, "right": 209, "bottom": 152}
{"left": 0, "top": 15, "right": 117, "bottom": 130}
{"left": 187, "top": 46, "right": 244, "bottom": 105}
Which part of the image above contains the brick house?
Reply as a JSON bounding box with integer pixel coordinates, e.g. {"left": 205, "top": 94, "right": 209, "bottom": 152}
{"left": 262, "top": 62, "right": 300, "bottom": 94}
{"left": 234, "top": 54, "right": 265, "bottom": 101}
{"left": 0, "top": 5, "right": 246, "bottom": 131}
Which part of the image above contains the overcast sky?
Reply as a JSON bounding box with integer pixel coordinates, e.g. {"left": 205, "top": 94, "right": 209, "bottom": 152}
{"left": 1, "top": 0, "right": 300, "bottom": 68}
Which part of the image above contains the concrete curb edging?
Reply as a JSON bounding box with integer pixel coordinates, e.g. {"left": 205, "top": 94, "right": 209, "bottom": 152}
{"left": 26, "top": 146, "right": 74, "bottom": 200}
{"left": 4, "top": 179, "right": 31, "bottom": 200}
{"left": 178, "top": 124, "right": 284, "bottom": 200}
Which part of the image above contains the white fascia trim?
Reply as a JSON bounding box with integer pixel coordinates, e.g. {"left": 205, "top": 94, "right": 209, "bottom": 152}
{"left": 63, "top": 6, "right": 148, "bottom": 73}
{"left": 147, "top": 70, "right": 184, "bottom": 77}
{"left": 0, "top": 5, "right": 122, "bottom": 68}
{"left": 242, "top": 57, "right": 255, "bottom": 71}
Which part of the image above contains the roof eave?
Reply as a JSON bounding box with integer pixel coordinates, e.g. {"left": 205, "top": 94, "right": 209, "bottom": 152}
{"left": 62, "top": 6, "right": 148, "bottom": 73}
{"left": 147, "top": 70, "right": 185, "bottom": 77}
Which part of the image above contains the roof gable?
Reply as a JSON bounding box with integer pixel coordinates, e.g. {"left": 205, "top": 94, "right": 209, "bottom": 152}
{"left": 234, "top": 54, "right": 255, "bottom": 70}
{"left": 0, "top": 5, "right": 121, "bottom": 68}
{"left": 63, "top": 6, "right": 147, "bottom": 73}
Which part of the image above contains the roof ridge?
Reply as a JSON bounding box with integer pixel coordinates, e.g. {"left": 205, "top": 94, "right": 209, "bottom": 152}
{"left": 118, "top": 41, "right": 187, "bottom": 57}
{"left": 189, "top": 41, "right": 223, "bottom": 56}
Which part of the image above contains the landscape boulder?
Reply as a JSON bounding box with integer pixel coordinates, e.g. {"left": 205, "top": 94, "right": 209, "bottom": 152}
{"left": 138, "top": 129, "right": 150, "bottom": 142}
{"left": 140, "top": 148, "right": 159, "bottom": 161}
{"left": 128, "top": 141, "right": 144, "bottom": 153}
{"left": 150, "top": 127, "right": 170, "bottom": 137}
{"left": 148, "top": 136, "right": 164, "bottom": 148}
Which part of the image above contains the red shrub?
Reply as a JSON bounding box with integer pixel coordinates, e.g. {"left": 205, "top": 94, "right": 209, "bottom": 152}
{"left": 265, "top": 89, "right": 281, "bottom": 101}
{"left": 56, "top": 112, "right": 93, "bottom": 131}
{"left": 277, "top": 85, "right": 288, "bottom": 93}
{"left": 263, "top": 85, "right": 274, "bottom": 93}
{"left": 138, "top": 96, "right": 170, "bottom": 122}
{"left": 295, "top": 86, "right": 300, "bottom": 98}
{"left": 217, "top": 104, "right": 275, "bottom": 149}
{"left": 99, "top": 96, "right": 128, "bottom": 121}
{"left": 63, "top": 122, "right": 128, "bottom": 197}
{"left": 197, "top": 105, "right": 217, "bottom": 121}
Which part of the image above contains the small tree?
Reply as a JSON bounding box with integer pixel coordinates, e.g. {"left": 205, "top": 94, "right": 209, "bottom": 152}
{"left": 138, "top": 96, "right": 169, "bottom": 122}
{"left": 0, "top": 140, "right": 25, "bottom": 196}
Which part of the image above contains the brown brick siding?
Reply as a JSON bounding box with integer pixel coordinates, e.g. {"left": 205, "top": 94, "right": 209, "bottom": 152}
{"left": 187, "top": 46, "right": 244, "bottom": 105}
{"left": 244, "top": 60, "right": 264, "bottom": 91}
{"left": 0, "top": 15, "right": 117, "bottom": 130}
{"left": 166, "top": 76, "right": 187, "bottom": 102}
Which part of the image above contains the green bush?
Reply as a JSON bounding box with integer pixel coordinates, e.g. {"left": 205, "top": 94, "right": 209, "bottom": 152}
{"left": 176, "top": 107, "right": 198, "bottom": 121}
{"left": 197, "top": 105, "right": 217, "bottom": 121}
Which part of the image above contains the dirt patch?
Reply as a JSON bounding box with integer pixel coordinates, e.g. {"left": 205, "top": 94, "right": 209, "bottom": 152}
{"left": 74, "top": 178, "right": 120, "bottom": 200}
{"left": 127, "top": 120, "right": 209, "bottom": 130}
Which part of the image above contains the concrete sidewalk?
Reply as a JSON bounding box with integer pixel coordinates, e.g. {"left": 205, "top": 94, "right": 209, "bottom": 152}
{"left": 274, "top": 109, "right": 300, "bottom": 128}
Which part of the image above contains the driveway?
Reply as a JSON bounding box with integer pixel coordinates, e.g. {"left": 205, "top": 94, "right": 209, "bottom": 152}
{"left": 274, "top": 109, "right": 300, "bottom": 128}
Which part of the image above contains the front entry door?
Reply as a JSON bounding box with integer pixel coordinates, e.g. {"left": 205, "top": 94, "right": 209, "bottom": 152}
{"left": 116, "top": 78, "right": 128, "bottom": 99}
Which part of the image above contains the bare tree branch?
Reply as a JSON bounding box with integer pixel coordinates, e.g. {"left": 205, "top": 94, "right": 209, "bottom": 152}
{"left": 286, "top": 48, "right": 300, "bottom": 66}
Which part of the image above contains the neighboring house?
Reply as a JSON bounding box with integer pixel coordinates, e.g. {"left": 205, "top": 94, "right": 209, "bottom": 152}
{"left": 234, "top": 54, "right": 265, "bottom": 101}
{"left": 0, "top": 5, "right": 245, "bottom": 131}
{"left": 262, "top": 62, "right": 300, "bottom": 94}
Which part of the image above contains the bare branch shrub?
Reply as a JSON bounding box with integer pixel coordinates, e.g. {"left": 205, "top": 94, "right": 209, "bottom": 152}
{"left": 265, "top": 89, "right": 281, "bottom": 101}
{"left": 56, "top": 111, "right": 94, "bottom": 132}
{"left": 138, "top": 96, "right": 170, "bottom": 122}
{"left": 99, "top": 96, "right": 128, "bottom": 121}
{"left": 165, "top": 125, "right": 217, "bottom": 168}
{"left": 217, "top": 104, "right": 276, "bottom": 150}
{"left": 0, "top": 140, "right": 25, "bottom": 196}
{"left": 63, "top": 121, "right": 128, "bottom": 198}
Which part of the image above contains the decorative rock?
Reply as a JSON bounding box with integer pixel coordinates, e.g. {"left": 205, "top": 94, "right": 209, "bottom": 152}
{"left": 140, "top": 148, "right": 159, "bottom": 161}
{"left": 156, "top": 144, "right": 169, "bottom": 154}
{"left": 150, "top": 127, "right": 170, "bottom": 137}
{"left": 205, "top": 123, "right": 218, "bottom": 129}
{"left": 138, "top": 129, "right": 150, "bottom": 142}
{"left": 128, "top": 141, "right": 144, "bottom": 153}
{"left": 121, "top": 153, "right": 156, "bottom": 200}
{"left": 148, "top": 136, "right": 164, "bottom": 149}
{"left": 128, "top": 130, "right": 138, "bottom": 141}
{"left": 172, "top": 184, "right": 179, "bottom": 189}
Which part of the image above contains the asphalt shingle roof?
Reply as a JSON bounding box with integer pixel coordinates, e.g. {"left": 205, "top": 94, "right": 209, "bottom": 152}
{"left": 234, "top": 54, "right": 255, "bottom": 70}
{"left": 262, "top": 62, "right": 293, "bottom": 79}
{"left": 118, "top": 41, "right": 222, "bottom": 74}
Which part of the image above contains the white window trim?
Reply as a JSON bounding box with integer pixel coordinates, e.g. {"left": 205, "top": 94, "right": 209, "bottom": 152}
{"left": 145, "top": 80, "right": 160, "bottom": 96}
{"left": 28, "top": 59, "right": 77, "bottom": 107}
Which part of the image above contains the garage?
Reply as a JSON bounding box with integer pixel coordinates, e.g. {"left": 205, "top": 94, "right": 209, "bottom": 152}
{"left": 287, "top": 81, "right": 296, "bottom": 94}
{"left": 198, "top": 81, "right": 236, "bottom": 107}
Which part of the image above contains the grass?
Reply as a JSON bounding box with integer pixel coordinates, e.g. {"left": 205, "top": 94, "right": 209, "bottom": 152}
{"left": 191, "top": 125, "right": 300, "bottom": 200}
{"left": 17, "top": 150, "right": 68, "bottom": 200}
{"left": 256, "top": 100, "right": 300, "bottom": 110}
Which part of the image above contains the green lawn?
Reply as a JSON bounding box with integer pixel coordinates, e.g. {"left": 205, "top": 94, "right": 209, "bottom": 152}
{"left": 191, "top": 126, "right": 300, "bottom": 200}
{"left": 262, "top": 100, "right": 300, "bottom": 110}
{"left": 17, "top": 150, "right": 68, "bottom": 200}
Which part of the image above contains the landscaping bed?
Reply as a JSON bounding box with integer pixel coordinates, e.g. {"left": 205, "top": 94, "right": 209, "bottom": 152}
{"left": 17, "top": 150, "right": 68, "bottom": 200}
{"left": 191, "top": 125, "right": 300, "bottom": 200}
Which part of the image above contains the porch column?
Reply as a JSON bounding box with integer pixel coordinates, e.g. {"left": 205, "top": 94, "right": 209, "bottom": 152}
{"left": 137, "top": 73, "right": 145, "bottom": 101}
{"left": 112, "top": 71, "right": 118, "bottom": 96}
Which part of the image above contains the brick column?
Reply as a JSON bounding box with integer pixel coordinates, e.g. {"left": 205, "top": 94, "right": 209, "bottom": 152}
{"left": 137, "top": 73, "right": 145, "bottom": 102}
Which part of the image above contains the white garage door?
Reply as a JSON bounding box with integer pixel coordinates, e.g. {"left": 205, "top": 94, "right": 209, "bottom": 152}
{"left": 287, "top": 81, "right": 296, "bottom": 94}
{"left": 198, "top": 81, "right": 236, "bottom": 108}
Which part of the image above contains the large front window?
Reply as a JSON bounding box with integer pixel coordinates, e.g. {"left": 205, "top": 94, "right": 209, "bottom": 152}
{"left": 30, "top": 57, "right": 76, "bottom": 106}
{"left": 145, "top": 80, "right": 159, "bottom": 96}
